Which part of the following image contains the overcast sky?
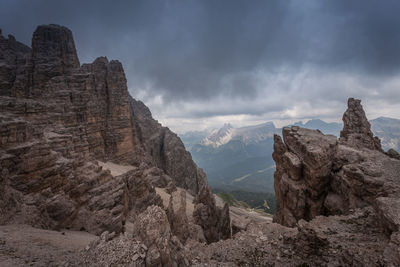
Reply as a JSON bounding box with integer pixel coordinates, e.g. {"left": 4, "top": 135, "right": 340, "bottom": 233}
{"left": 2, "top": 0, "right": 400, "bottom": 133}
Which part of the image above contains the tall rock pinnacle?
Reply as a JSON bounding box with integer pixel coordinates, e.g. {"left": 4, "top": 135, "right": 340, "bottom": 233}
{"left": 339, "top": 98, "right": 382, "bottom": 151}
{"left": 32, "top": 24, "right": 80, "bottom": 92}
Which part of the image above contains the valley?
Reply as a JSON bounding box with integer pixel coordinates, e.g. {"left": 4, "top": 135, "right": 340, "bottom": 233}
{"left": 182, "top": 117, "right": 400, "bottom": 215}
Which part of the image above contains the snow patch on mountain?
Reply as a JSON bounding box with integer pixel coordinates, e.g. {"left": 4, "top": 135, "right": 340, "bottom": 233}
{"left": 201, "top": 122, "right": 277, "bottom": 147}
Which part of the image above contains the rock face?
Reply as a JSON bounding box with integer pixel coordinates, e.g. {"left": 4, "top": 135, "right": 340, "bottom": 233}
{"left": 130, "top": 205, "right": 187, "bottom": 266}
{"left": 273, "top": 127, "right": 337, "bottom": 226}
{"left": 32, "top": 24, "right": 80, "bottom": 96}
{"left": 129, "top": 97, "right": 208, "bottom": 196}
{"left": 193, "top": 185, "right": 232, "bottom": 243}
{"left": 167, "top": 190, "right": 190, "bottom": 243}
{"left": 340, "top": 98, "right": 383, "bottom": 151}
{"left": 274, "top": 98, "right": 400, "bottom": 227}
{"left": 0, "top": 25, "right": 139, "bottom": 234}
{"left": 272, "top": 97, "right": 400, "bottom": 265}
{"left": 0, "top": 24, "right": 230, "bottom": 244}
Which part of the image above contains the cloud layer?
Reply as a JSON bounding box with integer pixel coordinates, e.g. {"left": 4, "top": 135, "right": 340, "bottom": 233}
{"left": 2, "top": 0, "right": 400, "bottom": 132}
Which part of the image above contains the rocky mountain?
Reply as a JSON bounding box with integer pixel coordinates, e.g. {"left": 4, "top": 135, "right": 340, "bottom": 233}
{"left": 189, "top": 122, "right": 279, "bottom": 194}
{"left": 202, "top": 123, "right": 234, "bottom": 147}
{"left": 1, "top": 25, "right": 399, "bottom": 266}
{"left": 0, "top": 24, "right": 231, "bottom": 265}
{"left": 129, "top": 97, "right": 208, "bottom": 196}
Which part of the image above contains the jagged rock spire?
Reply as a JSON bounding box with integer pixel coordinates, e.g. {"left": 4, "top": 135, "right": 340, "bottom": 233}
{"left": 32, "top": 24, "right": 80, "bottom": 69}
{"left": 339, "top": 98, "right": 382, "bottom": 151}
{"left": 32, "top": 24, "right": 80, "bottom": 91}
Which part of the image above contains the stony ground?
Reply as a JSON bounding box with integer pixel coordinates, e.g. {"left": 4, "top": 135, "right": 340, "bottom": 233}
{"left": 0, "top": 224, "right": 96, "bottom": 266}
{"left": 0, "top": 188, "right": 274, "bottom": 267}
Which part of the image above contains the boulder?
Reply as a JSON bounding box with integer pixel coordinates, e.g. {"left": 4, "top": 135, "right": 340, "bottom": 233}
{"left": 193, "top": 185, "right": 232, "bottom": 243}
{"left": 131, "top": 205, "right": 188, "bottom": 266}
{"left": 167, "top": 190, "right": 190, "bottom": 243}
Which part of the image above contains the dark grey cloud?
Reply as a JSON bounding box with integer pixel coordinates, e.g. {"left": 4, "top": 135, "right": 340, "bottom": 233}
{"left": 1, "top": 0, "right": 291, "bottom": 101}
{"left": 1, "top": 0, "right": 400, "bottom": 130}
{"left": 305, "top": 0, "right": 400, "bottom": 75}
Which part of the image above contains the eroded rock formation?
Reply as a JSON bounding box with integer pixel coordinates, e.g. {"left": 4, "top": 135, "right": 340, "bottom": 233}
{"left": 193, "top": 185, "right": 232, "bottom": 243}
{"left": 0, "top": 24, "right": 229, "bottom": 247}
{"left": 273, "top": 98, "right": 400, "bottom": 227}
{"left": 3, "top": 24, "right": 399, "bottom": 266}
{"left": 129, "top": 97, "right": 208, "bottom": 196}
{"left": 182, "top": 98, "right": 400, "bottom": 266}
{"left": 273, "top": 127, "right": 337, "bottom": 226}
{"left": 340, "top": 98, "right": 383, "bottom": 151}
{"left": 131, "top": 205, "right": 188, "bottom": 266}
{"left": 270, "top": 97, "right": 400, "bottom": 265}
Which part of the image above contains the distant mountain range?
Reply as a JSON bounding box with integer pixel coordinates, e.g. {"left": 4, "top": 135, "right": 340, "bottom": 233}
{"left": 202, "top": 122, "right": 276, "bottom": 147}
{"left": 293, "top": 119, "right": 342, "bottom": 136}
{"left": 183, "top": 122, "right": 279, "bottom": 193}
{"left": 180, "top": 117, "right": 400, "bottom": 194}
{"left": 293, "top": 117, "right": 400, "bottom": 152}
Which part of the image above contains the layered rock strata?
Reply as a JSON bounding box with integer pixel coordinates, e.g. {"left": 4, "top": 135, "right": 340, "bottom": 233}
{"left": 273, "top": 98, "right": 400, "bottom": 228}
{"left": 271, "top": 97, "right": 400, "bottom": 265}
{"left": 0, "top": 24, "right": 230, "bottom": 247}
{"left": 193, "top": 185, "right": 232, "bottom": 243}
{"left": 129, "top": 97, "right": 208, "bottom": 196}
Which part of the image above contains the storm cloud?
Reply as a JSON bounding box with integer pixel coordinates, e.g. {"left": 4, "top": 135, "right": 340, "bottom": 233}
{"left": 2, "top": 0, "right": 400, "bottom": 132}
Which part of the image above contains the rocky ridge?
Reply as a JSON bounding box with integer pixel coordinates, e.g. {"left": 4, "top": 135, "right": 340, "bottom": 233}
{"left": 0, "top": 24, "right": 230, "bottom": 265}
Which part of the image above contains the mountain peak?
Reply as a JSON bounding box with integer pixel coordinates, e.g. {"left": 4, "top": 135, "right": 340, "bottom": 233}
{"left": 202, "top": 123, "right": 234, "bottom": 147}
{"left": 32, "top": 24, "right": 80, "bottom": 71}
{"left": 200, "top": 121, "right": 278, "bottom": 147}
{"left": 221, "top": 123, "right": 233, "bottom": 130}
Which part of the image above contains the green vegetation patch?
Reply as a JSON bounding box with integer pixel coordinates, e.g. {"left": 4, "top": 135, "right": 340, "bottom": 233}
{"left": 213, "top": 189, "right": 276, "bottom": 214}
